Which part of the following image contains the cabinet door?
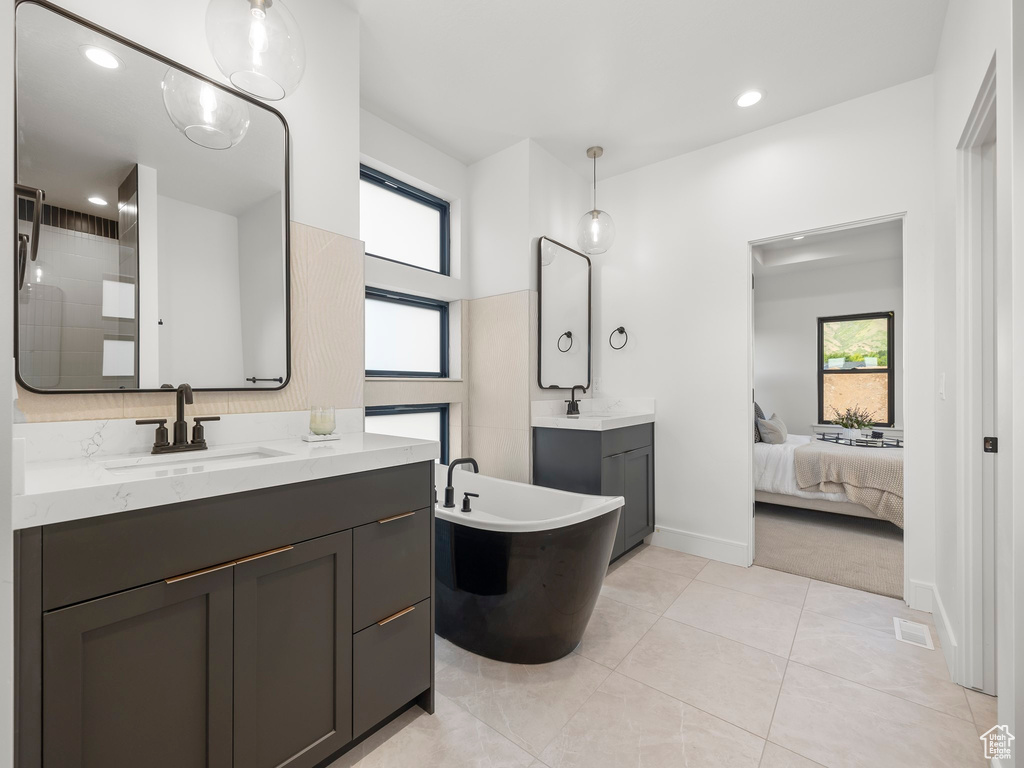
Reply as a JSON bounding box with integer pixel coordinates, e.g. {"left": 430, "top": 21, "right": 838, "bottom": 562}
{"left": 623, "top": 446, "right": 655, "bottom": 549}
{"left": 233, "top": 532, "right": 353, "bottom": 768}
{"left": 43, "top": 566, "right": 234, "bottom": 768}
{"left": 601, "top": 453, "right": 626, "bottom": 560}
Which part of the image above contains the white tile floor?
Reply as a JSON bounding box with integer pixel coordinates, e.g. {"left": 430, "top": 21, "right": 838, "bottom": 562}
{"left": 331, "top": 544, "right": 995, "bottom": 768}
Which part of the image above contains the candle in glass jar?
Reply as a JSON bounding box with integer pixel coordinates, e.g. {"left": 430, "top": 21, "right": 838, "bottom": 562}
{"left": 309, "top": 406, "right": 336, "bottom": 436}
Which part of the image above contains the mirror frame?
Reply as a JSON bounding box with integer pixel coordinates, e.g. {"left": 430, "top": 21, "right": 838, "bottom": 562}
{"left": 13, "top": 0, "right": 292, "bottom": 394}
{"left": 536, "top": 236, "right": 592, "bottom": 391}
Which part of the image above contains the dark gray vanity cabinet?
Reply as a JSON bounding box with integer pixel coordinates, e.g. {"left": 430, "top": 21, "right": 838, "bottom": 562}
{"left": 533, "top": 423, "right": 655, "bottom": 561}
{"left": 16, "top": 462, "right": 434, "bottom": 768}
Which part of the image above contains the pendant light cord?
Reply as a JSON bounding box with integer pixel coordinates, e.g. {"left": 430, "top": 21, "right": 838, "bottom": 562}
{"left": 593, "top": 154, "right": 597, "bottom": 211}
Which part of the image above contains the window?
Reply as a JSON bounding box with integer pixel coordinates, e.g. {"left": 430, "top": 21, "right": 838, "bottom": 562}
{"left": 818, "top": 311, "right": 895, "bottom": 426}
{"left": 365, "top": 404, "right": 449, "bottom": 464}
{"left": 359, "top": 165, "right": 450, "bottom": 275}
{"left": 365, "top": 288, "right": 449, "bottom": 378}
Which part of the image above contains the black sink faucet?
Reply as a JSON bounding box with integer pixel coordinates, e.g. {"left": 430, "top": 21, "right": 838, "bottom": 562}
{"left": 444, "top": 457, "right": 479, "bottom": 508}
{"left": 136, "top": 383, "right": 220, "bottom": 455}
{"left": 565, "top": 385, "right": 587, "bottom": 416}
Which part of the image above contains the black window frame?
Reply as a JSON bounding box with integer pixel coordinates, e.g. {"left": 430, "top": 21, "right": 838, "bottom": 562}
{"left": 359, "top": 164, "right": 451, "bottom": 276}
{"left": 365, "top": 287, "right": 449, "bottom": 378}
{"left": 365, "top": 403, "right": 450, "bottom": 464}
{"left": 817, "top": 311, "right": 896, "bottom": 427}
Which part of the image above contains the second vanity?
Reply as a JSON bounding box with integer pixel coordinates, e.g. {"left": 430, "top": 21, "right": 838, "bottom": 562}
{"left": 13, "top": 428, "right": 438, "bottom": 768}
{"left": 531, "top": 398, "right": 656, "bottom": 561}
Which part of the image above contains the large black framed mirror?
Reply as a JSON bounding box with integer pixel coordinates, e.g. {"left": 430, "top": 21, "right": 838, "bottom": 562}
{"left": 14, "top": 1, "right": 290, "bottom": 393}
{"left": 537, "top": 236, "right": 591, "bottom": 390}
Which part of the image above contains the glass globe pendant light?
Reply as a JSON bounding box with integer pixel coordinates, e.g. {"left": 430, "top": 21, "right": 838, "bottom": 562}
{"left": 577, "top": 146, "right": 615, "bottom": 255}
{"left": 162, "top": 68, "right": 251, "bottom": 150}
{"left": 206, "top": 0, "right": 306, "bottom": 101}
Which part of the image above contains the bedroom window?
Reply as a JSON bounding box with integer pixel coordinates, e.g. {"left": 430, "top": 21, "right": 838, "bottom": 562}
{"left": 817, "top": 311, "right": 895, "bottom": 427}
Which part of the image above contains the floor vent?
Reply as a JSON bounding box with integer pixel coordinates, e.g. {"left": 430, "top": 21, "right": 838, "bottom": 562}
{"left": 893, "top": 618, "right": 934, "bottom": 650}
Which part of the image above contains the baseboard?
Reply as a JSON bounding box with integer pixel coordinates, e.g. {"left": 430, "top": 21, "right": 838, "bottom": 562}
{"left": 990, "top": 758, "right": 1004, "bottom": 768}
{"left": 651, "top": 525, "right": 748, "bottom": 566}
{"left": 908, "top": 579, "right": 935, "bottom": 613}
{"left": 929, "top": 584, "right": 959, "bottom": 680}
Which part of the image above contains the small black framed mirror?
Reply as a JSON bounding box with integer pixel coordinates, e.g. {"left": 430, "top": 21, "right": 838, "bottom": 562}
{"left": 537, "top": 236, "right": 591, "bottom": 390}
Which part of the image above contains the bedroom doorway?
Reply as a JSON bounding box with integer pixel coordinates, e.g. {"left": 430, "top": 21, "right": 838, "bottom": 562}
{"left": 747, "top": 217, "right": 906, "bottom": 600}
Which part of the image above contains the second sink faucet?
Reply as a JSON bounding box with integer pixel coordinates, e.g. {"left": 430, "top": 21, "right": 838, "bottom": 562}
{"left": 444, "top": 457, "right": 479, "bottom": 508}
{"left": 565, "top": 385, "right": 587, "bottom": 416}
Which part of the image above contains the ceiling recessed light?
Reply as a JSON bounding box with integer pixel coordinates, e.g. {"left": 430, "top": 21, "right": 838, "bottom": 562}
{"left": 80, "top": 45, "right": 123, "bottom": 70}
{"left": 736, "top": 90, "right": 763, "bottom": 108}
{"left": 88, "top": 196, "right": 108, "bottom": 206}
{"left": 793, "top": 235, "right": 805, "bottom": 240}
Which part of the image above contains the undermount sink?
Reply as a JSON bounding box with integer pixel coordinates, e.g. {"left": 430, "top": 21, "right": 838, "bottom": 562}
{"left": 103, "top": 446, "right": 291, "bottom": 476}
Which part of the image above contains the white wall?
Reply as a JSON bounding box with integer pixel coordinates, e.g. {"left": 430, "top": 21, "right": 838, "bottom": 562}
{"left": 931, "top": 0, "right": 1018, "bottom": 749}
{"left": 43, "top": 0, "right": 360, "bottom": 238}
{"left": 237, "top": 193, "right": 287, "bottom": 386}
{"left": 591, "top": 78, "right": 936, "bottom": 584}
{"left": 156, "top": 196, "right": 244, "bottom": 387}
{"left": 754, "top": 257, "right": 904, "bottom": 431}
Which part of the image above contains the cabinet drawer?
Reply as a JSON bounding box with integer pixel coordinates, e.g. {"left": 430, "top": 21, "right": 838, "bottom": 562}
{"left": 353, "top": 598, "right": 431, "bottom": 737}
{"left": 352, "top": 508, "right": 431, "bottom": 631}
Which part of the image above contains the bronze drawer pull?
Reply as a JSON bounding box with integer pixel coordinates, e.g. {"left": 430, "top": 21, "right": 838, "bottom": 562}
{"left": 377, "top": 511, "right": 415, "bottom": 524}
{"left": 377, "top": 605, "right": 415, "bottom": 626}
{"left": 165, "top": 560, "right": 236, "bottom": 584}
{"left": 235, "top": 545, "right": 294, "bottom": 565}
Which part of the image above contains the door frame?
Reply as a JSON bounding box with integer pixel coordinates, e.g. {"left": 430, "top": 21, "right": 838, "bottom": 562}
{"left": 745, "top": 213, "right": 909, "bottom": 599}
{"left": 954, "top": 56, "right": 1004, "bottom": 694}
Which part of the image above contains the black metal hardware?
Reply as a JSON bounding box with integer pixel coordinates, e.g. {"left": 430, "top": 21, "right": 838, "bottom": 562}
{"left": 817, "top": 432, "right": 903, "bottom": 448}
{"left": 135, "top": 418, "right": 169, "bottom": 450}
{"left": 984, "top": 436, "right": 998, "bottom": 453}
{"left": 15, "top": 183, "right": 44, "bottom": 264}
{"left": 245, "top": 376, "right": 284, "bottom": 384}
{"left": 444, "top": 457, "right": 479, "bottom": 508}
{"left": 461, "top": 492, "right": 479, "bottom": 513}
{"left": 609, "top": 326, "right": 628, "bottom": 350}
{"left": 565, "top": 385, "right": 587, "bottom": 416}
{"left": 557, "top": 331, "right": 573, "bottom": 352}
{"left": 538, "top": 236, "right": 592, "bottom": 390}
{"left": 191, "top": 416, "right": 221, "bottom": 447}
{"left": 17, "top": 235, "right": 28, "bottom": 291}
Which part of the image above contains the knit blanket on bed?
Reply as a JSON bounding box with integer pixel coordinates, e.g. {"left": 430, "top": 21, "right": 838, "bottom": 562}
{"left": 794, "top": 441, "right": 904, "bottom": 528}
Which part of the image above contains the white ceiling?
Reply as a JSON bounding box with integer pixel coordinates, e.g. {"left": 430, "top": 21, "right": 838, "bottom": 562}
{"left": 348, "top": 0, "right": 949, "bottom": 179}
{"left": 17, "top": 3, "right": 286, "bottom": 217}
{"left": 752, "top": 218, "right": 903, "bottom": 277}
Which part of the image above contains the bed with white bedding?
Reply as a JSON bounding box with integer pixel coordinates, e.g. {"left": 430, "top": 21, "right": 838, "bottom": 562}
{"left": 753, "top": 434, "right": 885, "bottom": 521}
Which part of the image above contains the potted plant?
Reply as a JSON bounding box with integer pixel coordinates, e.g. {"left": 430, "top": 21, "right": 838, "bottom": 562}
{"left": 830, "top": 405, "right": 875, "bottom": 441}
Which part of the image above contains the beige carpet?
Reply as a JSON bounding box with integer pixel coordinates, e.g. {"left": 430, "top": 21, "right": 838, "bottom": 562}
{"left": 754, "top": 502, "right": 904, "bottom": 599}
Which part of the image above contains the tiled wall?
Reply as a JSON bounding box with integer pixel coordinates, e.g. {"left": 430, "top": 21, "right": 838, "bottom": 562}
{"left": 17, "top": 220, "right": 135, "bottom": 391}
{"left": 15, "top": 222, "right": 365, "bottom": 422}
{"left": 466, "top": 290, "right": 532, "bottom": 482}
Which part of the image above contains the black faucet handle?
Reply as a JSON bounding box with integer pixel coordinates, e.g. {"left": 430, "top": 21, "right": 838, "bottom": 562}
{"left": 461, "top": 492, "right": 480, "bottom": 512}
{"left": 136, "top": 419, "right": 170, "bottom": 449}
{"left": 191, "top": 416, "right": 220, "bottom": 446}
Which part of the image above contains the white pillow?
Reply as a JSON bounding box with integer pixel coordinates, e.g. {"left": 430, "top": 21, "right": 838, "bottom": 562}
{"left": 757, "top": 413, "right": 788, "bottom": 444}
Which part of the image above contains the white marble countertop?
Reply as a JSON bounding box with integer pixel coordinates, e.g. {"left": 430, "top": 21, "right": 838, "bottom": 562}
{"left": 530, "top": 397, "right": 656, "bottom": 432}
{"left": 13, "top": 432, "right": 439, "bottom": 530}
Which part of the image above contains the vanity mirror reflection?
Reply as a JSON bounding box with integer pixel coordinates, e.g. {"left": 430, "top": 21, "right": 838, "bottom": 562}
{"left": 537, "top": 237, "right": 591, "bottom": 390}
{"left": 14, "top": 1, "right": 290, "bottom": 393}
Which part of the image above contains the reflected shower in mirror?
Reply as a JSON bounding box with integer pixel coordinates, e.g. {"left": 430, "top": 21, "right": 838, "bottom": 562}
{"left": 538, "top": 237, "right": 591, "bottom": 389}
{"left": 15, "top": 2, "right": 289, "bottom": 393}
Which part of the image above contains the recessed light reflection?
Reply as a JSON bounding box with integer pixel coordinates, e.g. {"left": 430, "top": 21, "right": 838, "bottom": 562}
{"left": 736, "top": 90, "right": 763, "bottom": 108}
{"left": 80, "top": 45, "right": 123, "bottom": 70}
{"left": 88, "top": 196, "right": 108, "bottom": 206}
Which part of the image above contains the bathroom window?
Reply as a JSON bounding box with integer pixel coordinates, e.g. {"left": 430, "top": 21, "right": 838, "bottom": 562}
{"left": 365, "top": 403, "right": 449, "bottom": 464}
{"left": 360, "top": 165, "right": 450, "bottom": 275}
{"left": 365, "top": 288, "right": 449, "bottom": 378}
{"left": 818, "top": 311, "right": 895, "bottom": 426}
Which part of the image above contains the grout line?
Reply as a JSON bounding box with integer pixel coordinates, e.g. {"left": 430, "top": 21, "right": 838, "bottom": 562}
{"left": 596, "top": 590, "right": 668, "bottom": 618}
{"left": 530, "top": 660, "right": 613, "bottom": 759}
{"left": 691, "top": 575, "right": 809, "bottom": 610}
{"left": 658, "top": 611, "right": 792, "bottom": 662}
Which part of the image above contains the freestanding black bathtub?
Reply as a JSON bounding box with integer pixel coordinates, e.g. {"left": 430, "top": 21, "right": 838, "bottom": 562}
{"left": 434, "top": 464, "right": 623, "bottom": 664}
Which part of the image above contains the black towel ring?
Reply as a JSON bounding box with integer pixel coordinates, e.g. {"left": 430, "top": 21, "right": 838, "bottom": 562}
{"left": 557, "top": 331, "right": 573, "bottom": 353}
{"left": 609, "top": 326, "right": 628, "bottom": 350}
